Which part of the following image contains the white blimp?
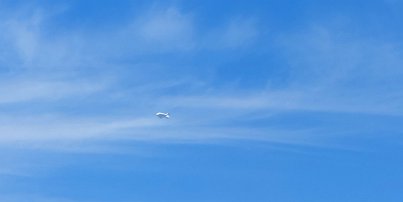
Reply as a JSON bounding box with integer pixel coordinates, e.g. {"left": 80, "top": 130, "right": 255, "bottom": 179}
{"left": 155, "top": 112, "right": 170, "bottom": 119}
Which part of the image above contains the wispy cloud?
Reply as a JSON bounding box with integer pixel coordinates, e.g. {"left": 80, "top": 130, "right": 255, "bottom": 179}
{"left": 132, "top": 6, "right": 195, "bottom": 50}
{"left": 161, "top": 89, "right": 403, "bottom": 116}
{"left": 0, "top": 116, "right": 165, "bottom": 144}
{"left": 272, "top": 23, "right": 403, "bottom": 114}
{"left": 0, "top": 2, "right": 401, "bottom": 154}
{"left": 202, "top": 17, "right": 260, "bottom": 49}
{"left": 1, "top": 2, "right": 401, "bottom": 201}
{"left": 278, "top": 25, "right": 403, "bottom": 87}
{"left": 0, "top": 3, "right": 261, "bottom": 71}
{"left": 0, "top": 78, "right": 105, "bottom": 104}
{"left": 0, "top": 6, "right": 84, "bottom": 69}
{"left": 0, "top": 194, "right": 76, "bottom": 202}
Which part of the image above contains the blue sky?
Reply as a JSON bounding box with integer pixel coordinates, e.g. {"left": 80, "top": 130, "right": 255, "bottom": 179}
{"left": 0, "top": 0, "right": 402, "bottom": 201}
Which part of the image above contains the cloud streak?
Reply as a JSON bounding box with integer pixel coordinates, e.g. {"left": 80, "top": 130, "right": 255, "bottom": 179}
{"left": 0, "top": 2, "right": 401, "bottom": 154}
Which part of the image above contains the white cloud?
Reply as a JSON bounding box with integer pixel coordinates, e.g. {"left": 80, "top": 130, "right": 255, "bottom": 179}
{"left": 0, "top": 78, "right": 105, "bottom": 104}
{"left": 265, "top": 23, "right": 403, "bottom": 115}
{"left": 0, "top": 6, "right": 82, "bottom": 69}
{"left": 134, "top": 7, "right": 195, "bottom": 50}
{"left": 0, "top": 4, "right": 261, "bottom": 72}
{"left": 160, "top": 89, "right": 403, "bottom": 116}
{"left": 0, "top": 4, "right": 400, "bottom": 154}
{"left": 0, "top": 116, "right": 166, "bottom": 144}
{"left": 278, "top": 24, "right": 403, "bottom": 88}
{"left": 219, "top": 18, "right": 259, "bottom": 48}
{"left": 0, "top": 195, "right": 76, "bottom": 202}
{"left": 201, "top": 17, "right": 259, "bottom": 49}
{"left": 5, "top": 11, "right": 44, "bottom": 64}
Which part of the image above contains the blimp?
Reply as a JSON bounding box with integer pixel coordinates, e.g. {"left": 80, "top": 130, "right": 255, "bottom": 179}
{"left": 155, "top": 112, "right": 170, "bottom": 119}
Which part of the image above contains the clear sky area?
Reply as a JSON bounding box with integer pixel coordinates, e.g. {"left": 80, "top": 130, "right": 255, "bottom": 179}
{"left": 0, "top": 0, "right": 402, "bottom": 201}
